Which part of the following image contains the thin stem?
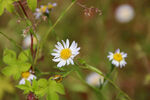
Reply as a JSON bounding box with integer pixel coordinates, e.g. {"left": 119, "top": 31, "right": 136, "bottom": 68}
{"left": 0, "top": 32, "right": 22, "bottom": 50}
{"left": 18, "top": 1, "right": 29, "bottom": 19}
{"left": 30, "top": 33, "right": 34, "bottom": 57}
{"left": 33, "top": 0, "right": 77, "bottom": 66}
{"left": 82, "top": 64, "right": 132, "bottom": 100}
{"left": 74, "top": 66, "right": 107, "bottom": 100}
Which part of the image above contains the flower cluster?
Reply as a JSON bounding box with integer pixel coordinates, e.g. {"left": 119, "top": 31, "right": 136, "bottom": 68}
{"left": 34, "top": 3, "right": 57, "bottom": 19}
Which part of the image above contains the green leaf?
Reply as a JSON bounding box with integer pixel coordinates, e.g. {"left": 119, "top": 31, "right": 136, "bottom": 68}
{"left": 46, "top": 79, "right": 65, "bottom": 100}
{"left": 38, "top": 79, "right": 47, "bottom": 87}
{"left": 2, "top": 65, "right": 18, "bottom": 77}
{"left": 0, "top": 0, "right": 18, "bottom": 15}
{"left": 16, "top": 80, "right": 32, "bottom": 94}
{"left": 3, "top": 49, "right": 16, "bottom": 65}
{"left": 27, "top": 0, "right": 37, "bottom": 11}
{"left": 18, "top": 49, "right": 31, "bottom": 62}
{"left": 2, "top": 49, "right": 31, "bottom": 80}
{"left": 32, "top": 78, "right": 38, "bottom": 91}
{"left": 19, "top": 63, "right": 31, "bottom": 72}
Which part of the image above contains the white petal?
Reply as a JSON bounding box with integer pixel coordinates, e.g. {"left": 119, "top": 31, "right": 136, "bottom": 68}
{"left": 66, "top": 39, "right": 70, "bottom": 48}
{"left": 115, "top": 48, "right": 120, "bottom": 53}
{"left": 122, "top": 52, "right": 127, "bottom": 58}
{"left": 107, "top": 53, "right": 114, "bottom": 61}
{"left": 120, "top": 60, "right": 127, "bottom": 68}
{"left": 55, "top": 45, "right": 62, "bottom": 50}
{"left": 19, "top": 79, "right": 25, "bottom": 85}
{"left": 57, "top": 60, "right": 66, "bottom": 67}
{"left": 28, "top": 74, "right": 37, "bottom": 80}
{"left": 51, "top": 53, "right": 59, "bottom": 57}
{"left": 52, "top": 3, "right": 57, "bottom": 7}
{"left": 57, "top": 42, "right": 64, "bottom": 49}
{"left": 70, "top": 41, "right": 76, "bottom": 50}
{"left": 53, "top": 49, "right": 60, "bottom": 53}
{"left": 112, "top": 60, "right": 119, "bottom": 67}
{"left": 69, "top": 58, "right": 74, "bottom": 65}
{"left": 66, "top": 60, "right": 70, "bottom": 65}
{"left": 62, "top": 40, "right": 67, "bottom": 48}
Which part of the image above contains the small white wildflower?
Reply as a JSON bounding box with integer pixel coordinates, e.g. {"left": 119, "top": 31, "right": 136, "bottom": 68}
{"left": 34, "top": 5, "right": 49, "bottom": 19}
{"left": 51, "top": 39, "right": 80, "bottom": 67}
{"left": 34, "top": 3, "right": 57, "bottom": 19}
{"left": 86, "top": 72, "right": 104, "bottom": 86}
{"left": 107, "top": 48, "right": 127, "bottom": 68}
{"left": 115, "top": 4, "right": 135, "bottom": 23}
{"left": 19, "top": 72, "right": 36, "bottom": 85}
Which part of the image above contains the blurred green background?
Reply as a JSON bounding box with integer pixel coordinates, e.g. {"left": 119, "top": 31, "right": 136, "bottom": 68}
{"left": 0, "top": 0, "right": 150, "bottom": 100}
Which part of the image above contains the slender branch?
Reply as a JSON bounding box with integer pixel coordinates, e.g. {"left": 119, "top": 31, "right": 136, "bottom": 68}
{"left": 33, "top": 0, "right": 77, "bottom": 66}
{"left": 80, "top": 64, "right": 132, "bottom": 100}
{"left": 0, "top": 32, "right": 22, "bottom": 50}
{"left": 18, "top": 1, "right": 29, "bottom": 19}
{"left": 30, "top": 33, "right": 34, "bottom": 57}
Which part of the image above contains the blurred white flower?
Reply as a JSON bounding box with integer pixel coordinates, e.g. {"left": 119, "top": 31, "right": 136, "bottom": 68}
{"left": 22, "top": 35, "right": 39, "bottom": 49}
{"left": 34, "top": 3, "right": 57, "bottom": 19}
{"left": 86, "top": 72, "right": 104, "bottom": 86}
{"left": 107, "top": 48, "right": 127, "bottom": 68}
{"left": 115, "top": 4, "right": 135, "bottom": 23}
{"left": 19, "top": 72, "right": 36, "bottom": 85}
{"left": 51, "top": 39, "right": 80, "bottom": 67}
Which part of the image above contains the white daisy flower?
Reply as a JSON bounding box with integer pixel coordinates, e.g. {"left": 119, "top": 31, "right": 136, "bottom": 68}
{"left": 19, "top": 72, "right": 36, "bottom": 85}
{"left": 22, "top": 35, "right": 39, "bottom": 49}
{"left": 34, "top": 3, "right": 57, "bottom": 19}
{"left": 115, "top": 4, "right": 135, "bottom": 23}
{"left": 86, "top": 72, "right": 104, "bottom": 87}
{"left": 107, "top": 48, "right": 127, "bottom": 68}
{"left": 51, "top": 39, "right": 80, "bottom": 67}
{"left": 34, "top": 5, "right": 49, "bottom": 19}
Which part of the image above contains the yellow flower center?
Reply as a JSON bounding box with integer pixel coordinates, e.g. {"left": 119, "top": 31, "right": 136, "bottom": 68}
{"left": 40, "top": 6, "right": 47, "bottom": 13}
{"left": 48, "top": 4, "right": 54, "bottom": 9}
{"left": 60, "top": 48, "right": 72, "bottom": 60}
{"left": 113, "top": 53, "right": 123, "bottom": 62}
{"left": 21, "top": 72, "right": 30, "bottom": 79}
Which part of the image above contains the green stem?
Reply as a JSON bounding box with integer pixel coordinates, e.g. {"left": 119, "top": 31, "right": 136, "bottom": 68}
{"left": 0, "top": 32, "right": 22, "bottom": 50}
{"left": 74, "top": 66, "right": 107, "bottom": 100}
{"left": 33, "top": 0, "right": 77, "bottom": 66}
{"left": 80, "top": 64, "right": 132, "bottom": 100}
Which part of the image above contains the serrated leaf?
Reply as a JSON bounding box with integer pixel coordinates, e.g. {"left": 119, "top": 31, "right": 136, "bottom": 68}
{"left": 3, "top": 49, "right": 16, "bottom": 65}
{"left": 19, "top": 63, "right": 31, "bottom": 72}
{"left": 16, "top": 80, "right": 32, "bottom": 94}
{"left": 45, "top": 79, "right": 65, "bottom": 100}
{"left": 38, "top": 79, "right": 47, "bottom": 87}
{"left": 32, "top": 78, "right": 38, "bottom": 91}
{"left": 2, "top": 65, "right": 18, "bottom": 77}
{"left": 18, "top": 49, "right": 31, "bottom": 62}
{"left": 27, "top": 0, "right": 37, "bottom": 11}
{"left": 2, "top": 49, "right": 31, "bottom": 80}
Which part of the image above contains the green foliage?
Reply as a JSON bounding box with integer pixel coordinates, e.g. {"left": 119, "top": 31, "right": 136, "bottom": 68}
{"left": 27, "top": 0, "right": 37, "bottom": 11}
{"left": 2, "top": 49, "right": 31, "bottom": 80}
{"left": 0, "top": 76, "right": 14, "bottom": 99}
{"left": 17, "top": 78, "right": 65, "bottom": 100}
{"left": 0, "top": 0, "right": 18, "bottom": 15}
